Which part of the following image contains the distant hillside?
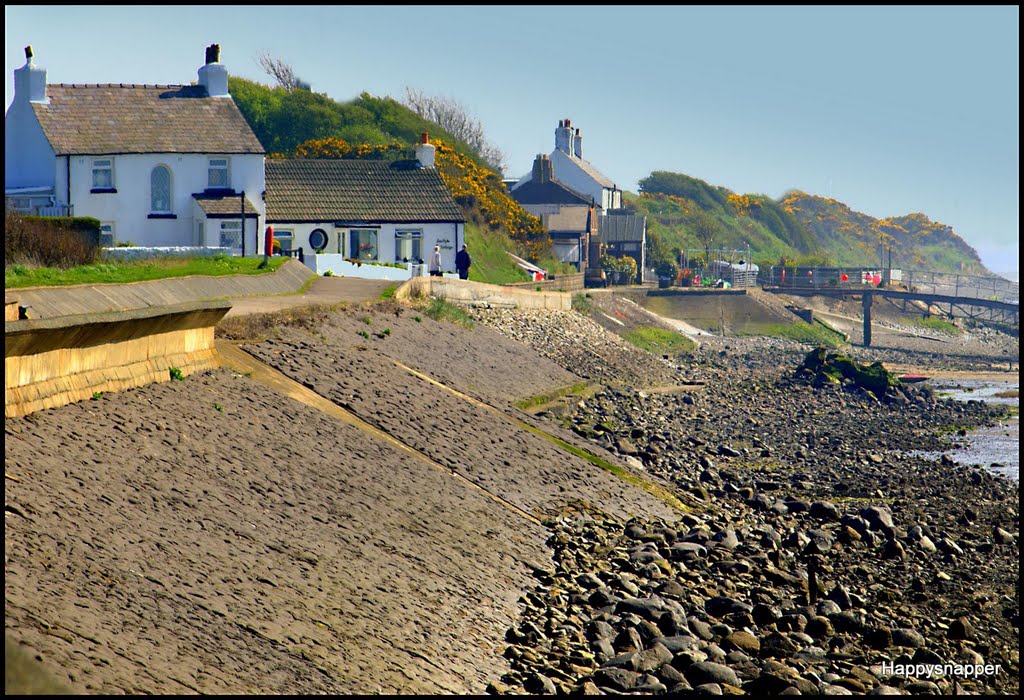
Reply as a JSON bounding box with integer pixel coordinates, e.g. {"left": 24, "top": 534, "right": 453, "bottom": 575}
{"left": 780, "top": 191, "right": 992, "bottom": 276}
{"left": 628, "top": 170, "right": 993, "bottom": 276}
{"left": 627, "top": 171, "right": 824, "bottom": 269}
{"left": 228, "top": 77, "right": 567, "bottom": 279}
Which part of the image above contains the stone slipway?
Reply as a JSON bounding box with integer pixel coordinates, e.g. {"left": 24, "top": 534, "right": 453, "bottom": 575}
{"left": 7, "top": 259, "right": 315, "bottom": 320}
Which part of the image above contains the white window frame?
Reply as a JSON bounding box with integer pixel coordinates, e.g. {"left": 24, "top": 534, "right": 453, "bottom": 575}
{"left": 349, "top": 228, "right": 379, "bottom": 261}
{"left": 150, "top": 165, "right": 173, "bottom": 213}
{"left": 394, "top": 229, "right": 423, "bottom": 264}
{"left": 219, "top": 220, "right": 242, "bottom": 248}
{"left": 208, "top": 158, "right": 230, "bottom": 189}
{"left": 273, "top": 228, "right": 294, "bottom": 253}
{"left": 99, "top": 222, "right": 115, "bottom": 247}
{"left": 92, "top": 158, "right": 114, "bottom": 189}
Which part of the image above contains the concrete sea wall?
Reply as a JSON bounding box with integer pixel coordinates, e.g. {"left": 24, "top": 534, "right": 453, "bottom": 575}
{"left": 5, "top": 301, "right": 230, "bottom": 418}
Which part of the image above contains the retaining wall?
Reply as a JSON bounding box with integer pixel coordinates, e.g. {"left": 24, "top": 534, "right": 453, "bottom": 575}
{"left": 396, "top": 277, "right": 571, "bottom": 310}
{"left": 5, "top": 301, "right": 230, "bottom": 418}
{"left": 504, "top": 272, "right": 585, "bottom": 292}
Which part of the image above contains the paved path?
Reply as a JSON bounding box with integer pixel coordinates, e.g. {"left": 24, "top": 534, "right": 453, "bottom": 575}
{"left": 222, "top": 276, "right": 396, "bottom": 318}
{"left": 6, "top": 260, "right": 396, "bottom": 320}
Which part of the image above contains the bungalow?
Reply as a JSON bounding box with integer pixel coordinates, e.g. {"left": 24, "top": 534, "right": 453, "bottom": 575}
{"left": 264, "top": 135, "right": 465, "bottom": 277}
{"left": 4, "top": 44, "right": 265, "bottom": 252}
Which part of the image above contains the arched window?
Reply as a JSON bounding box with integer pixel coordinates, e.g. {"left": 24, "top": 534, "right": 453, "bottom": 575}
{"left": 151, "top": 166, "right": 172, "bottom": 213}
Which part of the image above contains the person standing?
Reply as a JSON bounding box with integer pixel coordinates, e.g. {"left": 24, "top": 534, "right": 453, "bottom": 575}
{"left": 455, "top": 244, "right": 471, "bottom": 280}
{"left": 428, "top": 245, "right": 442, "bottom": 277}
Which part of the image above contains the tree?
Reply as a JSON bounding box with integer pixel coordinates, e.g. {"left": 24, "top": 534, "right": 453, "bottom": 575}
{"left": 691, "top": 211, "right": 723, "bottom": 268}
{"left": 400, "top": 87, "right": 506, "bottom": 175}
{"left": 257, "top": 52, "right": 310, "bottom": 92}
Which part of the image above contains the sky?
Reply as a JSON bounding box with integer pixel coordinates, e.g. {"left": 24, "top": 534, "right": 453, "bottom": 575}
{"left": 5, "top": 5, "right": 1019, "bottom": 279}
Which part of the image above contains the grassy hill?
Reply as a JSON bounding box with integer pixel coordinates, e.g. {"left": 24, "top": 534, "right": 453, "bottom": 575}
{"left": 628, "top": 170, "right": 993, "bottom": 276}
{"left": 780, "top": 191, "right": 991, "bottom": 275}
{"left": 229, "top": 77, "right": 571, "bottom": 282}
{"left": 625, "top": 171, "right": 825, "bottom": 270}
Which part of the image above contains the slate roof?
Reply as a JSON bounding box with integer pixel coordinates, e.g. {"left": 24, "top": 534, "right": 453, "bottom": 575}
{"left": 265, "top": 159, "right": 464, "bottom": 223}
{"left": 510, "top": 177, "right": 591, "bottom": 206}
{"left": 194, "top": 193, "right": 260, "bottom": 218}
{"left": 599, "top": 212, "right": 646, "bottom": 242}
{"left": 543, "top": 207, "right": 591, "bottom": 234}
{"left": 32, "top": 84, "right": 264, "bottom": 155}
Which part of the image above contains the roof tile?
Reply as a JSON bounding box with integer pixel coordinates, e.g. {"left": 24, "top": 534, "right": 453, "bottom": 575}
{"left": 265, "top": 159, "right": 464, "bottom": 223}
{"left": 33, "top": 84, "right": 264, "bottom": 155}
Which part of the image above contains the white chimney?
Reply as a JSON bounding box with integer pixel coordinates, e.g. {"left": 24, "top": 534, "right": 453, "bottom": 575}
{"left": 415, "top": 132, "right": 435, "bottom": 168}
{"left": 573, "top": 128, "right": 582, "bottom": 158}
{"left": 14, "top": 45, "right": 47, "bottom": 104}
{"left": 555, "top": 118, "right": 573, "bottom": 154}
{"left": 197, "top": 43, "right": 230, "bottom": 97}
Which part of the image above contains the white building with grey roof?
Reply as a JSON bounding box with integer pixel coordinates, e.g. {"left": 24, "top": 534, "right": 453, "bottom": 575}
{"left": 5, "top": 44, "right": 266, "bottom": 253}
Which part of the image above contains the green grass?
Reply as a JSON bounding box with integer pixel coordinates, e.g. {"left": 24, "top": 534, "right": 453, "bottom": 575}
{"left": 379, "top": 284, "right": 398, "bottom": 300}
{"left": 622, "top": 326, "right": 697, "bottom": 355}
{"left": 516, "top": 421, "right": 689, "bottom": 512}
{"left": 909, "top": 315, "right": 961, "bottom": 334}
{"left": 747, "top": 321, "right": 847, "bottom": 348}
{"left": 4, "top": 254, "right": 289, "bottom": 288}
{"left": 571, "top": 293, "right": 593, "bottom": 315}
{"left": 514, "top": 381, "right": 594, "bottom": 411}
{"left": 463, "top": 220, "right": 576, "bottom": 285}
{"left": 422, "top": 298, "right": 474, "bottom": 328}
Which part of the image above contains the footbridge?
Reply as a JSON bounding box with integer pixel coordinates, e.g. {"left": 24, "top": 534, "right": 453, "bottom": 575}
{"left": 765, "top": 285, "right": 1019, "bottom": 346}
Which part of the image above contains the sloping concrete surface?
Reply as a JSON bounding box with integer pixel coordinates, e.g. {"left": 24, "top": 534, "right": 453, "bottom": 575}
{"left": 7, "top": 259, "right": 315, "bottom": 320}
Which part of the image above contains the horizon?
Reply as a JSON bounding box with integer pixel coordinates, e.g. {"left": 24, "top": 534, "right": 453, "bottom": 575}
{"left": 5, "top": 5, "right": 1019, "bottom": 279}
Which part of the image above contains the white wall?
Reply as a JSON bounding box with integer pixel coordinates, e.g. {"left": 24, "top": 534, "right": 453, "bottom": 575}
{"left": 548, "top": 149, "right": 619, "bottom": 212}
{"left": 269, "top": 220, "right": 464, "bottom": 271}
{"left": 4, "top": 100, "right": 56, "bottom": 190}
{"left": 64, "top": 152, "right": 265, "bottom": 249}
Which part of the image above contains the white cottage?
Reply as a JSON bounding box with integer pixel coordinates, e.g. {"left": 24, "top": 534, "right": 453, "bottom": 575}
{"left": 5, "top": 44, "right": 265, "bottom": 253}
{"left": 265, "top": 136, "right": 465, "bottom": 277}
{"left": 509, "top": 118, "right": 622, "bottom": 213}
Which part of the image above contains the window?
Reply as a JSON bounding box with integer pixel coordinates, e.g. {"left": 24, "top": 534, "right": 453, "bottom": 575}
{"left": 349, "top": 229, "right": 378, "bottom": 261}
{"left": 308, "top": 228, "right": 328, "bottom": 253}
{"left": 273, "top": 228, "right": 294, "bottom": 253}
{"left": 208, "top": 158, "right": 230, "bottom": 188}
{"left": 92, "top": 159, "right": 113, "bottom": 189}
{"left": 219, "top": 220, "right": 242, "bottom": 248}
{"left": 394, "top": 230, "right": 422, "bottom": 263}
{"left": 150, "top": 166, "right": 172, "bottom": 212}
{"left": 100, "top": 223, "right": 115, "bottom": 247}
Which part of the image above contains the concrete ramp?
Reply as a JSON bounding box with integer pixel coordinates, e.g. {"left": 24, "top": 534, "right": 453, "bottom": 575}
{"left": 5, "top": 301, "right": 230, "bottom": 418}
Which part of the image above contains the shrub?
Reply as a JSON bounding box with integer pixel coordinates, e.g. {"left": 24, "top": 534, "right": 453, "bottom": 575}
{"left": 4, "top": 210, "right": 101, "bottom": 268}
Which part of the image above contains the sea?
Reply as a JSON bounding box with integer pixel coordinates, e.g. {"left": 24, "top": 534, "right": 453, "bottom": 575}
{"left": 926, "top": 378, "right": 1019, "bottom": 482}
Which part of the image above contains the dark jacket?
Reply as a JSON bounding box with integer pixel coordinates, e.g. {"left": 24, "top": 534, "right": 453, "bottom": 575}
{"left": 455, "top": 249, "right": 471, "bottom": 271}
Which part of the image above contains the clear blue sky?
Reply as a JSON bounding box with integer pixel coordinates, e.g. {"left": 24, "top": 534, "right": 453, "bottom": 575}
{"left": 6, "top": 5, "right": 1019, "bottom": 279}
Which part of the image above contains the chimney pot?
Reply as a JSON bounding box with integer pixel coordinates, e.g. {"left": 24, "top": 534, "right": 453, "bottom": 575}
{"left": 24, "top": 45, "right": 33, "bottom": 62}
{"left": 205, "top": 43, "right": 221, "bottom": 64}
{"left": 421, "top": 132, "right": 429, "bottom": 145}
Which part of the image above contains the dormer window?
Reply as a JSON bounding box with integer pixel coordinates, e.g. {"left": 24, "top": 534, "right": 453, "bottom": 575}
{"left": 208, "top": 158, "right": 230, "bottom": 188}
{"left": 91, "top": 158, "right": 114, "bottom": 191}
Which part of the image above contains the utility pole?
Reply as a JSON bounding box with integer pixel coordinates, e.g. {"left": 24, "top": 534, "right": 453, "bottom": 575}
{"left": 240, "top": 190, "right": 246, "bottom": 257}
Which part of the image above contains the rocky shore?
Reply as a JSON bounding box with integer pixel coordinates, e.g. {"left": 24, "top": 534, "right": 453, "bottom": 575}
{"left": 4, "top": 294, "right": 1018, "bottom": 695}
{"left": 470, "top": 306, "right": 1019, "bottom": 695}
